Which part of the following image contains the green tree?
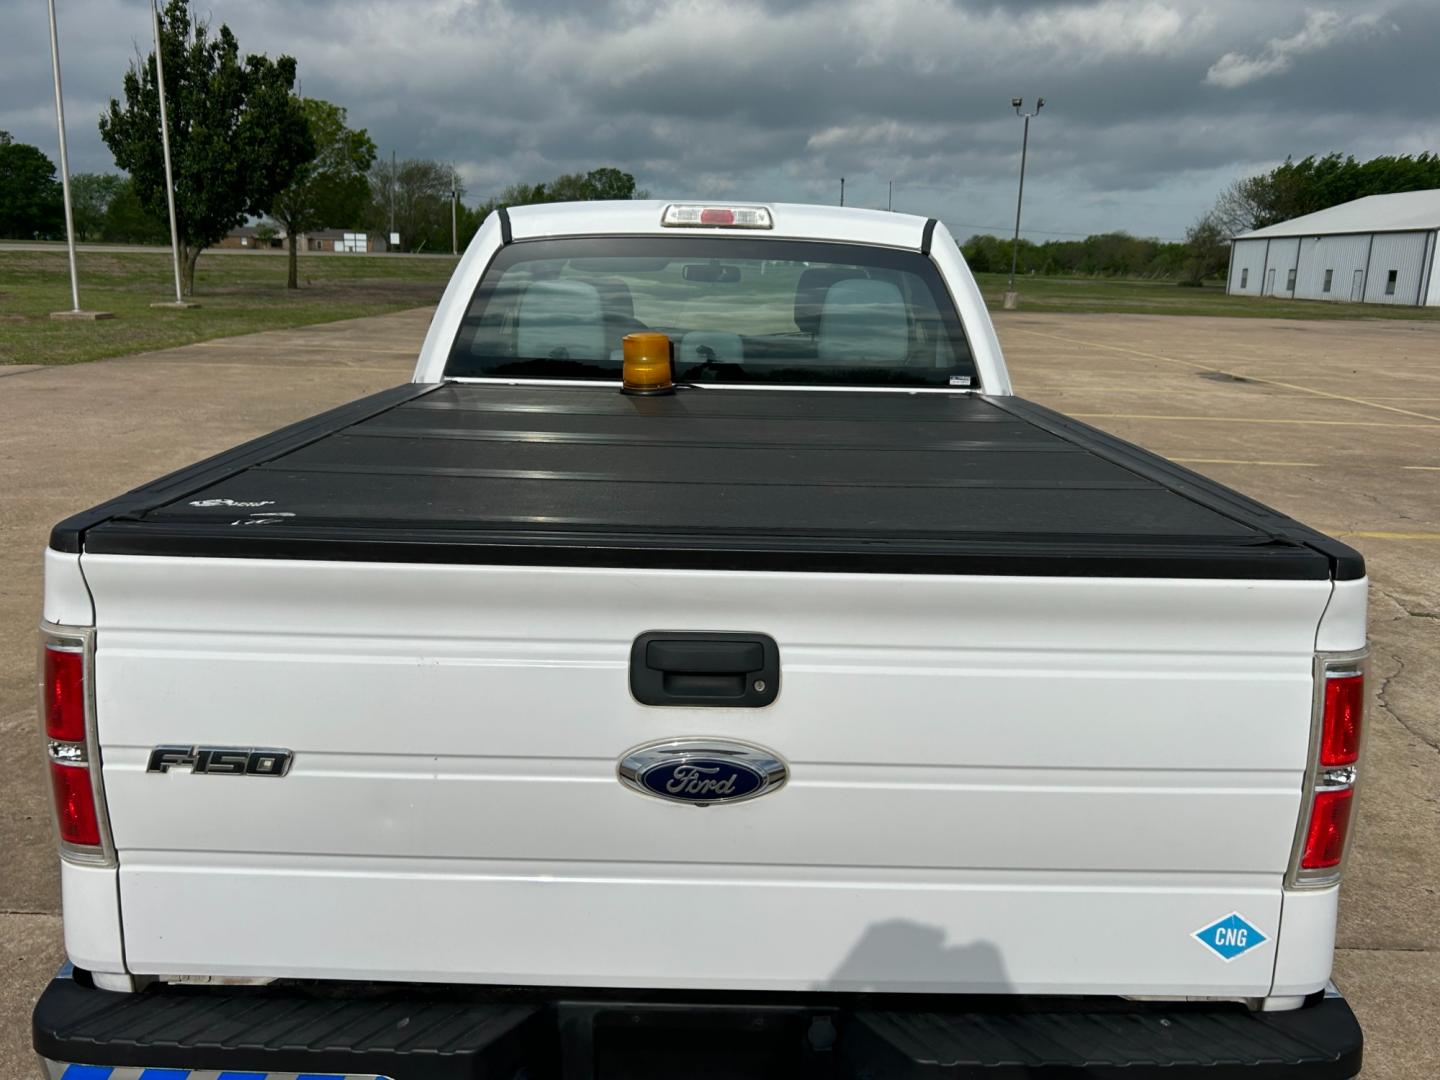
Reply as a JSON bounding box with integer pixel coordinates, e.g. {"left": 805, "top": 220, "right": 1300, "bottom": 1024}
{"left": 270, "top": 99, "right": 377, "bottom": 287}
{"left": 540, "top": 167, "right": 641, "bottom": 202}
{"left": 1211, "top": 175, "right": 1271, "bottom": 236}
{"left": 99, "top": 177, "right": 169, "bottom": 244}
{"left": 455, "top": 201, "right": 485, "bottom": 249}
{"left": 960, "top": 231, "right": 1194, "bottom": 281}
{"left": 0, "top": 131, "right": 64, "bottom": 240}
{"left": 98, "top": 0, "right": 313, "bottom": 293}
{"left": 376, "top": 163, "right": 649, "bottom": 254}
{"left": 70, "top": 172, "right": 127, "bottom": 241}
{"left": 463, "top": 165, "right": 647, "bottom": 239}
{"left": 366, "top": 157, "right": 458, "bottom": 252}
{"left": 1180, "top": 212, "right": 1229, "bottom": 286}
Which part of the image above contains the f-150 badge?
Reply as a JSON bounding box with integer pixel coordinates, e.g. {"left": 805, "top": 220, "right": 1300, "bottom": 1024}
{"left": 146, "top": 745, "right": 293, "bottom": 776}
{"left": 617, "top": 738, "right": 787, "bottom": 806}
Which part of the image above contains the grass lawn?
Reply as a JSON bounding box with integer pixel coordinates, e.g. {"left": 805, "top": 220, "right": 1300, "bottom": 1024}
{"left": 0, "top": 248, "right": 457, "bottom": 366}
{"left": 972, "top": 272, "right": 1440, "bottom": 320}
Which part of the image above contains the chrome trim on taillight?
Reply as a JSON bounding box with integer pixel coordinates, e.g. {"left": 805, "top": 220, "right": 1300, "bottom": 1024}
{"left": 47, "top": 740, "right": 87, "bottom": 765}
{"left": 1287, "top": 648, "right": 1367, "bottom": 889}
{"left": 39, "top": 621, "right": 116, "bottom": 867}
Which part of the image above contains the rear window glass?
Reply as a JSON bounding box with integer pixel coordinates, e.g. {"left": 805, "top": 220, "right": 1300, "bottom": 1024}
{"left": 444, "top": 237, "right": 977, "bottom": 388}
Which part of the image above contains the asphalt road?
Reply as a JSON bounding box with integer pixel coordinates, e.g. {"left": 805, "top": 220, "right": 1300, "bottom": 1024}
{"left": 2, "top": 308, "right": 1436, "bottom": 1077}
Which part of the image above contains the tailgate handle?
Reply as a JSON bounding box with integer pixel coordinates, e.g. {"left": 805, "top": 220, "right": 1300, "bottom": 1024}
{"left": 647, "top": 641, "right": 763, "bottom": 673}
{"left": 631, "top": 632, "right": 780, "bottom": 707}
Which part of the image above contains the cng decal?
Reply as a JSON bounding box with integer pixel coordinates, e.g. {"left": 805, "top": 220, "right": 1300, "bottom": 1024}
{"left": 1192, "top": 912, "right": 1269, "bottom": 962}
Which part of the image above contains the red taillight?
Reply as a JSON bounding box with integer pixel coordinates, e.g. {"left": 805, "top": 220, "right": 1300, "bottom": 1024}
{"left": 1320, "top": 673, "right": 1364, "bottom": 766}
{"left": 40, "top": 626, "right": 109, "bottom": 860}
{"left": 1290, "top": 652, "right": 1365, "bottom": 886}
{"left": 44, "top": 645, "right": 87, "bottom": 741}
{"left": 699, "top": 208, "right": 735, "bottom": 226}
{"left": 49, "top": 760, "right": 102, "bottom": 847}
{"left": 1301, "top": 787, "right": 1354, "bottom": 870}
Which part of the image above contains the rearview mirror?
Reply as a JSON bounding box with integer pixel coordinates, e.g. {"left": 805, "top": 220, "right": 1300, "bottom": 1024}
{"left": 682, "top": 263, "right": 742, "bottom": 283}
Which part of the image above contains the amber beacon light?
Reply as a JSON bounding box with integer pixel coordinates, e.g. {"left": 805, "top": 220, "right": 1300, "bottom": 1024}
{"left": 622, "top": 332, "right": 675, "bottom": 395}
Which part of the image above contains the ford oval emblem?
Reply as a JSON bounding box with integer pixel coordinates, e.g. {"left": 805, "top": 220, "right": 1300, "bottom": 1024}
{"left": 618, "top": 739, "right": 787, "bottom": 807}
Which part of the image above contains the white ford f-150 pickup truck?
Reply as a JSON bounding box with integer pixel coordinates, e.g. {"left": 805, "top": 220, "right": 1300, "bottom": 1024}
{"left": 35, "top": 201, "right": 1367, "bottom": 1080}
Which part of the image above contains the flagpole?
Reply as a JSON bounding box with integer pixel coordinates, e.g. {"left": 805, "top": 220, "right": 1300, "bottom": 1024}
{"left": 151, "top": 0, "right": 186, "bottom": 304}
{"left": 46, "top": 0, "right": 80, "bottom": 312}
{"left": 45, "top": 0, "right": 111, "bottom": 320}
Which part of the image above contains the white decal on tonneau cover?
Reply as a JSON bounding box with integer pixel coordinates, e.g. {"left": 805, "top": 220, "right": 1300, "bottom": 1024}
{"left": 229, "top": 513, "right": 295, "bottom": 526}
{"left": 190, "top": 498, "right": 275, "bottom": 508}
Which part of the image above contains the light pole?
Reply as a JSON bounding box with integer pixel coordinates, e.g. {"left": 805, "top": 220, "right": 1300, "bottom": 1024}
{"left": 839, "top": 177, "right": 845, "bottom": 207}
{"left": 1004, "top": 96, "right": 1044, "bottom": 310}
{"left": 451, "top": 169, "right": 458, "bottom": 255}
{"left": 45, "top": 0, "right": 111, "bottom": 320}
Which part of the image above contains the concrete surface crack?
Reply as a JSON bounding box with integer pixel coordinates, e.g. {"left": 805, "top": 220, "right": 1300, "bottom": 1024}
{"left": 1336, "top": 945, "right": 1433, "bottom": 954}
{"left": 1373, "top": 584, "right": 1440, "bottom": 624}
{"left": 1374, "top": 649, "right": 1439, "bottom": 755}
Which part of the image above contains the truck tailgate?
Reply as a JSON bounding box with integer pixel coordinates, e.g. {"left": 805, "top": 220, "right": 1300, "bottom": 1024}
{"left": 84, "top": 554, "right": 1329, "bottom": 997}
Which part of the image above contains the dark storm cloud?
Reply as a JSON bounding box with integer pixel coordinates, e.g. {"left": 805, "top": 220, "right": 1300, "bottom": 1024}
{"left": 2, "top": 0, "right": 1433, "bottom": 241}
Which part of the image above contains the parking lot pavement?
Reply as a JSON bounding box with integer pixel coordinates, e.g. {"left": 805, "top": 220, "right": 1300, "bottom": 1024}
{"left": 2, "top": 307, "right": 1436, "bottom": 1077}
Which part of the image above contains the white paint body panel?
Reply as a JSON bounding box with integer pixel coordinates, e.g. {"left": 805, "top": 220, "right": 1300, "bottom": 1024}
{"left": 1317, "top": 577, "right": 1369, "bottom": 652}
{"left": 44, "top": 548, "right": 94, "bottom": 626}
{"left": 79, "top": 554, "right": 1346, "bottom": 996}
{"left": 1270, "top": 886, "right": 1340, "bottom": 998}
{"left": 60, "top": 860, "right": 125, "bottom": 973}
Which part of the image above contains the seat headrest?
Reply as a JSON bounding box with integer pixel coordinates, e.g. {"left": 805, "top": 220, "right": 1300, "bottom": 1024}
{"left": 817, "top": 278, "right": 909, "bottom": 365}
{"left": 794, "top": 267, "right": 867, "bottom": 335}
{"left": 585, "top": 276, "right": 635, "bottom": 321}
{"left": 516, "top": 280, "right": 606, "bottom": 361}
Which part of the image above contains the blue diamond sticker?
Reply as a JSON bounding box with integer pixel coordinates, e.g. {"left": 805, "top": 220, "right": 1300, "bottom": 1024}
{"left": 1193, "top": 912, "right": 1269, "bottom": 961}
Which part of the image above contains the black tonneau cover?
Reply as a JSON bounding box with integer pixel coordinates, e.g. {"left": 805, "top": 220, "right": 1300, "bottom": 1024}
{"left": 54, "top": 383, "right": 1363, "bottom": 580}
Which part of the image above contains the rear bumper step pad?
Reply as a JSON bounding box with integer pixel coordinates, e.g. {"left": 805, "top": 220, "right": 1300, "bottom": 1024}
{"left": 35, "top": 970, "right": 1361, "bottom": 1080}
{"left": 846, "top": 987, "right": 1361, "bottom": 1078}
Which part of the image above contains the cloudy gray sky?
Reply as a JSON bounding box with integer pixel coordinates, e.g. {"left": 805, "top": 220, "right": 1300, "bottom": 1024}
{"left": 5, "top": 0, "right": 1436, "bottom": 241}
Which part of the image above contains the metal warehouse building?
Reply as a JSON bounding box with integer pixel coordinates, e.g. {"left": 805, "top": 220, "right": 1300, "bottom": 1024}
{"left": 1228, "top": 189, "right": 1440, "bottom": 306}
